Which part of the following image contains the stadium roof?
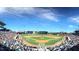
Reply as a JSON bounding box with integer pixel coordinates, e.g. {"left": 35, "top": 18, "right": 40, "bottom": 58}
{"left": 0, "top": 21, "right": 6, "bottom": 26}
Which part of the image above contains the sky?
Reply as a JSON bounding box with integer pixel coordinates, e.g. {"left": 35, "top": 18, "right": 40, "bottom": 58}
{"left": 0, "top": 7, "right": 79, "bottom": 32}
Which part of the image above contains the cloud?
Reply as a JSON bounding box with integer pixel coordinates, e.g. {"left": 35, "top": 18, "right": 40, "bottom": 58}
{"left": 0, "top": 7, "right": 6, "bottom": 13}
{"left": 39, "top": 12, "right": 58, "bottom": 22}
{"left": 70, "top": 16, "right": 79, "bottom": 23}
{"left": 0, "top": 7, "right": 59, "bottom": 22}
{"left": 68, "top": 24, "right": 78, "bottom": 30}
{"left": 68, "top": 25, "right": 74, "bottom": 28}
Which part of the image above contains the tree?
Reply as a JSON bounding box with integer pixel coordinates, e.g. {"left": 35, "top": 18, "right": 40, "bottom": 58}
{"left": 37, "top": 31, "right": 48, "bottom": 34}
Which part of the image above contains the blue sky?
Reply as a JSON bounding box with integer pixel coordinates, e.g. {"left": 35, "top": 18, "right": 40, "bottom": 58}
{"left": 0, "top": 7, "right": 79, "bottom": 32}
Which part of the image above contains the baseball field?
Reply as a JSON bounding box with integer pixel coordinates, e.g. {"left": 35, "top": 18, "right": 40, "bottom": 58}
{"left": 21, "top": 34, "right": 64, "bottom": 47}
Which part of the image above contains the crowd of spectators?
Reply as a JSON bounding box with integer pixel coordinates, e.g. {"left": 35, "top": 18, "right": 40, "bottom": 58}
{"left": 0, "top": 31, "right": 39, "bottom": 51}
{"left": 47, "top": 34, "right": 79, "bottom": 51}
{"left": 0, "top": 31, "right": 79, "bottom": 51}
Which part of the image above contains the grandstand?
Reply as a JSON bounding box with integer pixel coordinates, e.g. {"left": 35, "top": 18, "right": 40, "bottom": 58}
{"left": 0, "top": 21, "right": 79, "bottom": 51}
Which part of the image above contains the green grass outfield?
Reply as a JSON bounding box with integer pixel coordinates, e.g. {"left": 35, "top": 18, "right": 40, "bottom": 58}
{"left": 21, "top": 34, "right": 64, "bottom": 46}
